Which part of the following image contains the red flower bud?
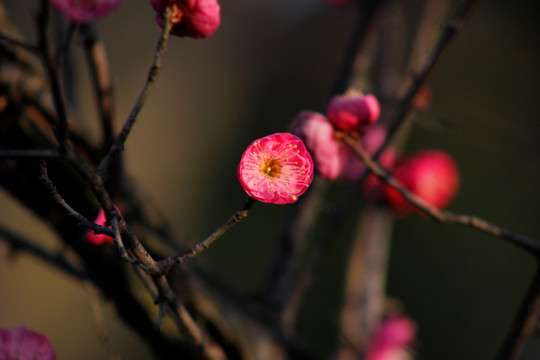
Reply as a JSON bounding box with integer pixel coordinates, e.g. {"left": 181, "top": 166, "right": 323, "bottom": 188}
{"left": 383, "top": 150, "right": 460, "bottom": 214}
{"left": 327, "top": 90, "right": 380, "bottom": 133}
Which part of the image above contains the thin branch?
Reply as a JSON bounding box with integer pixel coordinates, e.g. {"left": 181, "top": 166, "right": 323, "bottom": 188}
{"left": 331, "top": 0, "right": 383, "bottom": 95}
{"left": 157, "top": 197, "right": 255, "bottom": 273}
{"left": 39, "top": 161, "right": 115, "bottom": 238}
{"left": 0, "top": 31, "right": 39, "bottom": 53}
{"left": 35, "top": 0, "right": 70, "bottom": 149}
{"left": 0, "top": 147, "right": 61, "bottom": 158}
{"left": 96, "top": 7, "right": 174, "bottom": 177}
{"left": 380, "top": 0, "right": 479, "bottom": 156}
{"left": 80, "top": 24, "right": 117, "bottom": 151}
{"left": 0, "top": 223, "right": 88, "bottom": 281}
{"left": 342, "top": 133, "right": 540, "bottom": 255}
{"left": 496, "top": 266, "right": 540, "bottom": 360}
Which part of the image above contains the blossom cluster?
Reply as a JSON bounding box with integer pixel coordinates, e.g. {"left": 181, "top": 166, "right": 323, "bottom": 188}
{"left": 291, "top": 89, "right": 459, "bottom": 214}
{"left": 291, "top": 90, "right": 382, "bottom": 182}
{"left": 50, "top": 0, "right": 221, "bottom": 39}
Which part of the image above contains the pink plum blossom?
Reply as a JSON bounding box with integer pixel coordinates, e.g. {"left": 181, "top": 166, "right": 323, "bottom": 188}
{"left": 150, "top": 0, "right": 221, "bottom": 38}
{"left": 365, "top": 316, "right": 416, "bottom": 360}
{"left": 237, "top": 133, "right": 314, "bottom": 204}
{"left": 327, "top": 90, "right": 380, "bottom": 133}
{"left": 382, "top": 150, "right": 460, "bottom": 214}
{"left": 84, "top": 209, "right": 114, "bottom": 245}
{"left": 50, "top": 0, "right": 122, "bottom": 23}
{"left": 0, "top": 326, "right": 56, "bottom": 360}
{"left": 290, "top": 111, "right": 342, "bottom": 180}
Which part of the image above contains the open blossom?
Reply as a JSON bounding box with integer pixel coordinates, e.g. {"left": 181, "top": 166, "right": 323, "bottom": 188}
{"left": 327, "top": 90, "right": 380, "bottom": 133}
{"left": 84, "top": 209, "right": 114, "bottom": 245}
{"left": 150, "top": 0, "right": 221, "bottom": 38}
{"left": 50, "top": 0, "right": 123, "bottom": 23}
{"left": 0, "top": 326, "right": 56, "bottom": 360}
{"left": 237, "top": 133, "right": 314, "bottom": 204}
{"left": 382, "top": 150, "right": 460, "bottom": 214}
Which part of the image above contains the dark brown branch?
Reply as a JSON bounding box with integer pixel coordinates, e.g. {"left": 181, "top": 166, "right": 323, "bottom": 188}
{"left": 35, "top": 0, "right": 70, "bottom": 149}
{"left": 380, "top": 0, "right": 479, "bottom": 156}
{"left": 0, "top": 31, "right": 39, "bottom": 53}
{"left": 158, "top": 197, "right": 255, "bottom": 273}
{"left": 496, "top": 267, "right": 540, "bottom": 360}
{"left": 331, "top": 0, "right": 383, "bottom": 95}
{"left": 80, "top": 24, "right": 117, "bottom": 151}
{"left": 96, "top": 7, "right": 174, "bottom": 177}
{"left": 0, "top": 147, "right": 61, "bottom": 158}
{"left": 39, "top": 161, "right": 115, "bottom": 238}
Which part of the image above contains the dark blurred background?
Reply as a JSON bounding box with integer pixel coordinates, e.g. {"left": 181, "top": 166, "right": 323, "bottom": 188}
{"left": 1, "top": 0, "right": 539, "bottom": 359}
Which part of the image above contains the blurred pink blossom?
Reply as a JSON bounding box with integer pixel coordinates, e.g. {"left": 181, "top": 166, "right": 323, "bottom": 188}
{"left": 50, "top": 0, "right": 122, "bottom": 23}
{"left": 237, "top": 133, "right": 314, "bottom": 204}
{"left": 150, "top": 0, "right": 221, "bottom": 38}
{"left": 0, "top": 326, "right": 56, "bottom": 360}
{"left": 327, "top": 90, "right": 380, "bottom": 133}
{"left": 365, "top": 315, "right": 416, "bottom": 360}
{"left": 84, "top": 209, "right": 114, "bottom": 245}
{"left": 383, "top": 150, "right": 460, "bottom": 214}
{"left": 290, "top": 111, "right": 342, "bottom": 180}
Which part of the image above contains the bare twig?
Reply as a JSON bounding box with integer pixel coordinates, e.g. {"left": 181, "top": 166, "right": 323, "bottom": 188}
{"left": 331, "top": 0, "right": 383, "bottom": 95}
{"left": 342, "top": 133, "right": 540, "bottom": 255}
{"left": 35, "top": 0, "right": 70, "bottom": 149}
{"left": 0, "top": 147, "right": 61, "bottom": 158}
{"left": 157, "top": 197, "right": 255, "bottom": 273}
{"left": 38, "top": 161, "right": 115, "bottom": 238}
{"left": 80, "top": 24, "right": 117, "bottom": 151}
{"left": 496, "top": 267, "right": 540, "bottom": 360}
{"left": 97, "top": 7, "right": 174, "bottom": 177}
{"left": 0, "top": 31, "right": 39, "bottom": 53}
{"left": 379, "top": 0, "right": 479, "bottom": 156}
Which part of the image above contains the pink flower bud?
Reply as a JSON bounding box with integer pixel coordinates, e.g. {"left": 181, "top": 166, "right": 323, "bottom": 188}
{"left": 50, "top": 0, "right": 123, "bottom": 23}
{"left": 290, "top": 111, "right": 342, "bottom": 181}
{"left": 383, "top": 150, "right": 460, "bottom": 214}
{"left": 327, "top": 90, "right": 380, "bottom": 132}
{"left": 365, "top": 316, "right": 416, "bottom": 360}
{"left": 150, "top": 0, "right": 221, "bottom": 38}
{"left": 84, "top": 209, "right": 114, "bottom": 245}
{"left": 0, "top": 326, "right": 56, "bottom": 360}
{"left": 237, "top": 133, "right": 314, "bottom": 204}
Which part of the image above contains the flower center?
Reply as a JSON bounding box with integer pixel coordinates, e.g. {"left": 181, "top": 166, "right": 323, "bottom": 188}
{"left": 262, "top": 159, "right": 281, "bottom": 178}
{"left": 169, "top": 4, "right": 184, "bottom": 24}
